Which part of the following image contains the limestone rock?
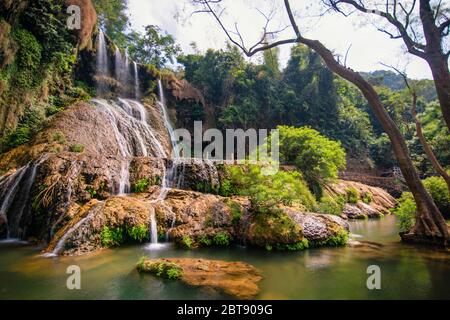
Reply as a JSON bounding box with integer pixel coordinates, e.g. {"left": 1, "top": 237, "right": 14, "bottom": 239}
{"left": 138, "top": 258, "right": 263, "bottom": 299}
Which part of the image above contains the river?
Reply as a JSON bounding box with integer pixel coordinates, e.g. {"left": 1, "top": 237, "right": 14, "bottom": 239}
{"left": 0, "top": 215, "right": 449, "bottom": 299}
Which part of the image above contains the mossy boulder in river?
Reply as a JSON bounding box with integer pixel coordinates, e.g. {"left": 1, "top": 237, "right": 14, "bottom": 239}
{"left": 137, "top": 258, "right": 263, "bottom": 299}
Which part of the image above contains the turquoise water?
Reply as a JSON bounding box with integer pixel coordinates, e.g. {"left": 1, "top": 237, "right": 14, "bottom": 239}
{"left": 0, "top": 215, "right": 449, "bottom": 300}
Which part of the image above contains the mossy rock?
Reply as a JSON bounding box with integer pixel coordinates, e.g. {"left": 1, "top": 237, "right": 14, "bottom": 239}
{"left": 137, "top": 258, "right": 183, "bottom": 280}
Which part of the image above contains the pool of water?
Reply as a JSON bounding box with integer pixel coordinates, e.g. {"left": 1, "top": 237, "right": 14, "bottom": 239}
{"left": 1, "top": 215, "right": 449, "bottom": 300}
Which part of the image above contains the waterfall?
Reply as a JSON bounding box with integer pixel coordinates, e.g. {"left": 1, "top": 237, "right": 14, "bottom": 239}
{"left": 0, "top": 165, "right": 29, "bottom": 239}
{"left": 114, "top": 46, "right": 131, "bottom": 95}
{"left": 91, "top": 98, "right": 167, "bottom": 195}
{"left": 96, "top": 30, "right": 109, "bottom": 94}
{"left": 133, "top": 61, "right": 140, "bottom": 99}
{"left": 149, "top": 207, "right": 158, "bottom": 244}
{"left": 47, "top": 210, "right": 95, "bottom": 257}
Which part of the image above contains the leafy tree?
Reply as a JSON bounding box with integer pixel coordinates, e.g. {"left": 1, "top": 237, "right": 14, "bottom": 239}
{"left": 276, "top": 125, "right": 346, "bottom": 197}
{"left": 128, "top": 25, "right": 182, "bottom": 68}
{"left": 93, "top": 0, "right": 130, "bottom": 47}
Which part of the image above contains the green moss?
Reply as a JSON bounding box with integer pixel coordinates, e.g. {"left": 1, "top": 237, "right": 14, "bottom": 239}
{"left": 127, "top": 225, "right": 149, "bottom": 242}
{"left": 213, "top": 232, "right": 230, "bottom": 246}
{"left": 69, "top": 144, "right": 85, "bottom": 153}
{"left": 361, "top": 192, "right": 373, "bottom": 204}
{"left": 312, "top": 230, "right": 349, "bottom": 247}
{"left": 251, "top": 210, "right": 303, "bottom": 248}
{"left": 132, "top": 178, "right": 150, "bottom": 193}
{"left": 51, "top": 131, "right": 66, "bottom": 144}
{"left": 346, "top": 187, "right": 360, "bottom": 204}
{"left": 225, "top": 199, "right": 242, "bottom": 223}
{"left": 100, "top": 226, "right": 124, "bottom": 247}
{"left": 275, "top": 239, "right": 309, "bottom": 251}
{"left": 137, "top": 258, "right": 183, "bottom": 280}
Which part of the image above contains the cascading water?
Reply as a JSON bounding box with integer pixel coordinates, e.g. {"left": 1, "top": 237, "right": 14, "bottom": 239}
{"left": 0, "top": 155, "right": 48, "bottom": 241}
{"left": 133, "top": 61, "right": 140, "bottom": 99}
{"left": 96, "top": 30, "right": 109, "bottom": 94}
{"left": 145, "top": 80, "right": 182, "bottom": 248}
{"left": 114, "top": 46, "right": 131, "bottom": 95}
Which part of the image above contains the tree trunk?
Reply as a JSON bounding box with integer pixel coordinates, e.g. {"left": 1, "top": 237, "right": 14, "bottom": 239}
{"left": 297, "top": 36, "right": 449, "bottom": 245}
{"left": 411, "top": 93, "right": 450, "bottom": 193}
{"left": 419, "top": 0, "right": 450, "bottom": 133}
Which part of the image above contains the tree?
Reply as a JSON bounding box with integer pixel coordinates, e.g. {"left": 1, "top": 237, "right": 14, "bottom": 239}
{"left": 326, "top": 0, "right": 450, "bottom": 133}
{"left": 392, "top": 66, "right": 450, "bottom": 193}
{"left": 127, "top": 25, "right": 182, "bottom": 68}
{"left": 93, "top": 0, "right": 130, "bottom": 47}
{"left": 191, "top": 0, "right": 449, "bottom": 245}
{"left": 277, "top": 126, "right": 346, "bottom": 198}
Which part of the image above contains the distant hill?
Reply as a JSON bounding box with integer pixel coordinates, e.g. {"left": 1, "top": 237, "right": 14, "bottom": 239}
{"left": 360, "top": 70, "right": 437, "bottom": 102}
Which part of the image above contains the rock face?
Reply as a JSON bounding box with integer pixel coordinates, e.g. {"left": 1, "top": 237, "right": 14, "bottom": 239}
{"left": 65, "top": 0, "right": 97, "bottom": 50}
{"left": 326, "top": 180, "right": 396, "bottom": 219}
{"left": 138, "top": 258, "right": 263, "bottom": 299}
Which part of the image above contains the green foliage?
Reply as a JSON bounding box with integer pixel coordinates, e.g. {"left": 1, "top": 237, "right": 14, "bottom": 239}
{"left": 137, "top": 258, "right": 183, "bottom": 280}
{"left": 361, "top": 192, "right": 373, "bottom": 204}
{"left": 93, "top": 0, "right": 130, "bottom": 47}
{"left": 213, "top": 232, "right": 230, "bottom": 246}
{"left": 51, "top": 132, "right": 66, "bottom": 144}
{"left": 69, "top": 144, "right": 85, "bottom": 153}
{"left": 226, "top": 165, "right": 317, "bottom": 213}
{"left": 132, "top": 178, "right": 150, "bottom": 193}
{"left": 218, "top": 179, "right": 238, "bottom": 197}
{"left": 346, "top": 188, "right": 360, "bottom": 204}
{"left": 250, "top": 211, "right": 303, "bottom": 248}
{"left": 100, "top": 226, "right": 124, "bottom": 247}
{"left": 277, "top": 125, "right": 346, "bottom": 197}
{"left": 11, "top": 28, "right": 42, "bottom": 88}
{"left": 423, "top": 176, "right": 450, "bottom": 217}
{"left": 86, "top": 186, "right": 97, "bottom": 199}
{"left": 275, "top": 239, "right": 309, "bottom": 251}
{"left": 0, "top": 107, "right": 44, "bottom": 151}
{"left": 312, "top": 230, "right": 349, "bottom": 247}
{"left": 318, "top": 196, "right": 345, "bottom": 215}
{"left": 127, "top": 225, "right": 149, "bottom": 242}
{"left": 128, "top": 25, "right": 182, "bottom": 68}
{"left": 180, "top": 235, "right": 193, "bottom": 249}
{"left": 198, "top": 235, "right": 212, "bottom": 247}
{"left": 392, "top": 192, "right": 416, "bottom": 232}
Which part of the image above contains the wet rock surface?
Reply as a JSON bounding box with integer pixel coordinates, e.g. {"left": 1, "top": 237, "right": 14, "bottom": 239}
{"left": 138, "top": 258, "right": 263, "bottom": 299}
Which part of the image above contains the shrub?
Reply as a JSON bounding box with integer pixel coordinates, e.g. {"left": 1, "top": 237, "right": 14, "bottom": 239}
{"left": 100, "top": 226, "right": 124, "bottom": 247}
{"left": 227, "top": 165, "right": 316, "bottom": 213}
{"left": 69, "top": 144, "right": 85, "bottom": 153}
{"left": 218, "top": 179, "right": 238, "bottom": 197}
{"left": 361, "top": 192, "right": 373, "bottom": 204}
{"left": 128, "top": 225, "right": 149, "bottom": 242}
{"left": 423, "top": 176, "right": 450, "bottom": 217}
{"left": 198, "top": 235, "right": 212, "bottom": 246}
{"left": 213, "top": 232, "right": 230, "bottom": 246}
{"left": 392, "top": 192, "right": 416, "bottom": 232}
{"left": 180, "top": 235, "right": 193, "bottom": 249}
{"left": 346, "top": 187, "right": 360, "bottom": 204}
{"left": 132, "top": 178, "right": 150, "bottom": 193}
{"left": 318, "top": 196, "right": 345, "bottom": 215}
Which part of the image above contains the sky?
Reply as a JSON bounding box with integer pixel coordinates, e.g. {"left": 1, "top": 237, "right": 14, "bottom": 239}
{"left": 127, "top": 0, "right": 433, "bottom": 79}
